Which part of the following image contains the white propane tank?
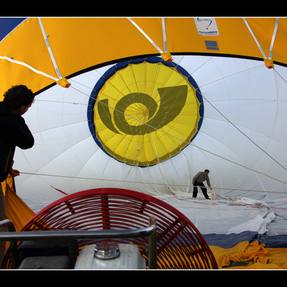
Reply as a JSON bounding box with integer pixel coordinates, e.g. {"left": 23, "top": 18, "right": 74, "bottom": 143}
{"left": 74, "top": 242, "right": 146, "bottom": 269}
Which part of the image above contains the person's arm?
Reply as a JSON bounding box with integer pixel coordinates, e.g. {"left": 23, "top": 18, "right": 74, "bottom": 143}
{"left": 10, "top": 116, "right": 34, "bottom": 149}
{"left": 206, "top": 175, "right": 212, "bottom": 189}
{"left": 10, "top": 168, "right": 20, "bottom": 177}
{"left": 7, "top": 160, "right": 20, "bottom": 178}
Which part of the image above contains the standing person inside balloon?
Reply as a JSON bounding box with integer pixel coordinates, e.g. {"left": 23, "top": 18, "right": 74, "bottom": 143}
{"left": 192, "top": 169, "right": 212, "bottom": 199}
{"left": 0, "top": 85, "right": 35, "bottom": 220}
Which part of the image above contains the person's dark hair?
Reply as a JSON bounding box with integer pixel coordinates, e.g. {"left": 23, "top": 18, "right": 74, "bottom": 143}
{"left": 3, "top": 85, "right": 34, "bottom": 110}
{"left": 204, "top": 169, "right": 210, "bottom": 173}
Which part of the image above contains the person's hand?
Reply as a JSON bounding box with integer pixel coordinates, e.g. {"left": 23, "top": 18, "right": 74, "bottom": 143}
{"left": 209, "top": 187, "right": 213, "bottom": 190}
{"left": 10, "top": 169, "right": 20, "bottom": 177}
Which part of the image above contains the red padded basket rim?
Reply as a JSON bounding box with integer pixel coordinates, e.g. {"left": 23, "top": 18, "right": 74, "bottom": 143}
{"left": 25, "top": 188, "right": 200, "bottom": 234}
{"left": 21, "top": 187, "right": 218, "bottom": 269}
{"left": 33, "top": 188, "right": 191, "bottom": 221}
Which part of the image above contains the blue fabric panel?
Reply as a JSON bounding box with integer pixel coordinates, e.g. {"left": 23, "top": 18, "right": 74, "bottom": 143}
{"left": 0, "top": 18, "right": 25, "bottom": 41}
{"left": 203, "top": 231, "right": 258, "bottom": 248}
{"left": 257, "top": 234, "right": 287, "bottom": 248}
{"left": 204, "top": 232, "right": 287, "bottom": 248}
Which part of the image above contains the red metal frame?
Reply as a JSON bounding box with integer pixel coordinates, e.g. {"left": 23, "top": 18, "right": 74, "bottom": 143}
{"left": 23, "top": 188, "right": 218, "bottom": 269}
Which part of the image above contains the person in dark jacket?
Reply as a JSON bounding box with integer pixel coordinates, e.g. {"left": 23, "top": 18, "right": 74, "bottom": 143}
{"left": 192, "top": 169, "right": 213, "bottom": 199}
{"left": 0, "top": 85, "right": 35, "bottom": 220}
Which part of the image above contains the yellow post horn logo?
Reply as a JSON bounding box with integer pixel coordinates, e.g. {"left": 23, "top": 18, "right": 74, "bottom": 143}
{"left": 98, "top": 85, "right": 188, "bottom": 135}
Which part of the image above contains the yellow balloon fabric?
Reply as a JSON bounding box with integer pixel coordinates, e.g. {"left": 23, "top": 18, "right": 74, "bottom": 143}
{"left": 1, "top": 18, "right": 287, "bottom": 98}
{"left": 88, "top": 57, "right": 203, "bottom": 166}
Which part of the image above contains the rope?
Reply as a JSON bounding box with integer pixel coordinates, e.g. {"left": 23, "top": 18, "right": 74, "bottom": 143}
{"left": 274, "top": 67, "right": 287, "bottom": 84}
{"left": 23, "top": 56, "right": 287, "bottom": 194}
{"left": 51, "top": 61, "right": 287, "bottom": 182}
{"left": 161, "top": 17, "right": 168, "bottom": 54}
{"left": 201, "top": 93, "right": 287, "bottom": 173}
{"left": 127, "top": 18, "right": 163, "bottom": 54}
{"left": 0, "top": 56, "right": 58, "bottom": 81}
{"left": 191, "top": 143, "right": 287, "bottom": 185}
{"left": 268, "top": 18, "right": 280, "bottom": 60}
{"left": 19, "top": 171, "right": 287, "bottom": 195}
{"left": 242, "top": 18, "right": 267, "bottom": 60}
{"left": 38, "top": 17, "right": 63, "bottom": 80}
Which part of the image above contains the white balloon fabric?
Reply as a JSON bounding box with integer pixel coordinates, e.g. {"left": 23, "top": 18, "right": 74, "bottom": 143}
{"left": 162, "top": 195, "right": 276, "bottom": 235}
{"left": 13, "top": 55, "right": 287, "bottom": 219}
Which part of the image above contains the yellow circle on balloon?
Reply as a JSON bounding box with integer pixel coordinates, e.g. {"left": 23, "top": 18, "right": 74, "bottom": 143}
{"left": 89, "top": 57, "right": 203, "bottom": 166}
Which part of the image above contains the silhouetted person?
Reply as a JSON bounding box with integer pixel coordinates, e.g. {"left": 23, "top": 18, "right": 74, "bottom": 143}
{"left": 0, "top": 85, "right": 35, "bottom": 220}
{"left": 192, "top": 169, "right": 212, "bottom": 199}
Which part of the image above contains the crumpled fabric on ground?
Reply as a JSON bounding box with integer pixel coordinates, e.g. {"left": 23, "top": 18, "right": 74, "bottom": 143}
{"left": 210, "top": 240, "right": 287, "bottom": 269}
